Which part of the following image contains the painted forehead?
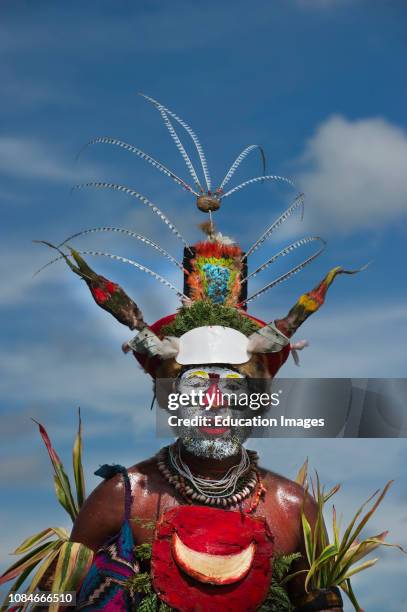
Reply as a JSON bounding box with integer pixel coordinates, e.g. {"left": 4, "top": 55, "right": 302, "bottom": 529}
{"left": 180, "top": 366, "right": 244, "bottom": 379}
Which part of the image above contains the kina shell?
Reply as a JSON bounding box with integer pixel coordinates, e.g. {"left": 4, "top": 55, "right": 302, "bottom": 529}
{"left": 151, "top": 506, "right": 274, "bottom": 612}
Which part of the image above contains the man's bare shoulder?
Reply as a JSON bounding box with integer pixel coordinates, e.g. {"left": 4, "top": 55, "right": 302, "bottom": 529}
{"left": 259, "top": 466, "right": 312, "bottom": 509}
{"left": 128, "top": 455, "right": 160, "bottom": 476}
{"left": 76, "top": 455, "right": 164, "bottom": 507}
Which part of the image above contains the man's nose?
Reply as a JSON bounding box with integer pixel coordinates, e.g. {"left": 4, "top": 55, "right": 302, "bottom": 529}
{"left": 203, "top": 382, "right": 225, "bottom": 409}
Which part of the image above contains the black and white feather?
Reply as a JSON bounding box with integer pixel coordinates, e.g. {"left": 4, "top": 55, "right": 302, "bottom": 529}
{"left": 244, "top": 194, "right": 305, "bottom": 259}
{"left": 243, "top": 238, "right": 327, "bottom": 304}
{"left": 78, "top": 136, "right": 199, "bottom": 196}
{"left": 243, "top": 236, "right": 325, "bottom": 281}
{"left": 72, "top": 182, "right": 191, "bottom": 252}
{"left": 218, "top": 145, "right": 266, "bottom": 192}
{"left": 57, "top": 227, "right": 183, "bottom": 270}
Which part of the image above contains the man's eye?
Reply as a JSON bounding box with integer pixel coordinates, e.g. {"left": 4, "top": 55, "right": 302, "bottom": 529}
{"left": 224, "top": 380, "right": 245, "bottom": 391}
{"left": 184, "top": 377, "right": 207, "bottom": 387}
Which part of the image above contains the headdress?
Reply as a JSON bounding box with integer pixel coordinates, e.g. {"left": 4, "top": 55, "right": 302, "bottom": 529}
{"left": 36, "top": 95, "right": 364, "bottom": 380}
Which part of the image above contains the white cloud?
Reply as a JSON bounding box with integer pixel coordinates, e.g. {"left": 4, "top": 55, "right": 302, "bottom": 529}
{"left": 297, "top": 115, "right": 407, "bottom": 231}
{"left": 0, "top": 136, "right": 103, "bottom": 183}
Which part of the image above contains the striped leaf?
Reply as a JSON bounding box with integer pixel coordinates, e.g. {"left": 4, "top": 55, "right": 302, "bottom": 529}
{"left": 338, "top": 558, "right": 378, "bottom": 582}
{"left": 21, "top": 546, "right": 63, "bottom": 611}
{"left": 49, "top": 542, "right": 93, "bottom": 611}
{"left": 13, "top": 528, "right": 68, "bottom": 555}
{"left": 340, "top": 579, "right": 363, "bottom": 612}
{"left": 295, "top": 458, "right": 308, "bottom": 487}
{"left": 32, "top": 419, "right": 78, "bottom": 521}
{"left": 0, "top": 564, "right": 39, "bottom": 612}
{"left": 13, "top": 528, "right": 55, "bottom": 555}
{"left": 0, "top": 541, "right": 59, "bottom": 585}
{"left": 301, "top": 512, "right": 314, "bottom": 569}
{"left": 72, "top": 409, "right": 86, "bottom": 508}
{"left": 305, "top": 544, "right": 338, "bottom": 592}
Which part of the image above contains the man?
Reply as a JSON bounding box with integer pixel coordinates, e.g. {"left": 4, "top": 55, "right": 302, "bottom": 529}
{"left": 65, "top": 241, "right": 350, "bottom": 610}
{"left": 38, "top": 98, "right": 359, "bottom": 608}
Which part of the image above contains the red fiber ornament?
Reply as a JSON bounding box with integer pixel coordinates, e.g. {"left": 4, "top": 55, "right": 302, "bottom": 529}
{"left": 151, "top": 506, "right": 274, "bottom": 612}
{"left": 91, "top": 287, "right": 109, "bottom": 304}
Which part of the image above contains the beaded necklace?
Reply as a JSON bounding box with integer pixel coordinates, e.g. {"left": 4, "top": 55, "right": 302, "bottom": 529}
{"left": 157, "top": 443, "right": 266, "bottom": 512}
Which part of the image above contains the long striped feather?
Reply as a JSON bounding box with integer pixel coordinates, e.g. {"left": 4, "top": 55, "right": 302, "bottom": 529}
{"left": 243, "top": 239, "right": 326, "bottom": 304}
{"left": 77, "top": 137, "right": 199, "bottom": 196}
{"left": 158, "top": 107, "right": 203, "bottom": 192}
{"left": 35, "top": 249, "right": 186, "bottom": 299}
{"left": 218, "top": 145, "right": 266, "bottom": 191}
{"left": 57, "top": 227, "right": 183, "bottom": 270}
{"left": 140, "top": 93, "right": 212, "bottom": 191}
{"left": 222, "top": 174, "right": 295, "bottom": 199}
{"left": 245, "top": 194, "right": 305, "bottom": 259}
{"left": 72, "top": 182, "right": 191, "bottom": 251}
{"left": 75, "top": 250, "right": 186, "bottom": 299}
{"left": 243, "top": 236, "right": 325, "bottom": 281}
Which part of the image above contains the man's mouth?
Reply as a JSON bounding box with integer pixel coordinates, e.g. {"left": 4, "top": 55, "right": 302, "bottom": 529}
{"left": 198, "top": 416, "right": 230, "bottom": 436}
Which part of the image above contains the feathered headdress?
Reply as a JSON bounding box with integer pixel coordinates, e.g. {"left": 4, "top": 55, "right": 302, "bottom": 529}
{"left": 36, "top": 95, "right": 364, "bottom": 379}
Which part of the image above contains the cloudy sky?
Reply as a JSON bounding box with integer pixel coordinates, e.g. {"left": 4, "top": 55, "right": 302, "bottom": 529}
{"left": 0, "top": 1, "right": 406, "bottom": 610}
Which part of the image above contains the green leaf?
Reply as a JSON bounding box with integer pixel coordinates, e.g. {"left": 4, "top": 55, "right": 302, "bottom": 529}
{"left": 50, "top": 542, "right": 93, "bottom": 598}
{"left": 301, "top": 512, "right": 314, "bottom": 568}
{"left": 336, "top": 485, "right": 381, "bottom": 559}
{"left": 12, "top": 528, "right": 56, "bottom": 555}
{"left": 330, "top": 481, "right": 393, "bottom": 582}
{"left": 0, "top": 563, "right": 39, "bottom": 612}
{"left": 295, "top": 458, "right": 308, "bottom": 487}
{"left": 138, "top": 594, "right": 158, "bottom": 612}
{"left": 32, "top": 419, "right": 78, "bottom": 521}
{"left": 135, "top": 543, "right": 153, "bottom": 561}
{"left": 53, "top": 475, "right": 76, "bottom": 521}
{"left": 343, "top": 481, "right": 393, "bottom": 553}
{"left": 272, "top": 552, "right": 302, "bottom": 582}
{"left": 340, "top": 580, "right": 363, "bottom": 612}
{"left": 332, "top": 506, "right": 340, "bottom": 550}
{"left": 72, "top": 408, "right": 86, "bottom": 508}
{"left": 339, "top": 557, "right": 378, "bottom": 581}
{"left": 305, "top": 544, "right": 338, "bottom": 592}
{"left": 0, "top": 541, "right": 59, "bottom": 585}
{"left": 21, "top": 546, "right": 63, "bottom": 611}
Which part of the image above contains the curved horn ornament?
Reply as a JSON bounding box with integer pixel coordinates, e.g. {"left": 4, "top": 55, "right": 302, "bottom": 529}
{"left": 275, "top": 264, "right": 370, "bottom": 338}
{"left": 126, "top": 328, "right": 180, "bottom": 359}
{"left": 247, "top": 322, "right": 290, "bottom": 354}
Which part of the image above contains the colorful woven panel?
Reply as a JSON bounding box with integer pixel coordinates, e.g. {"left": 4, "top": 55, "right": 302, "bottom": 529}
{"left": 77, "top": 465, "right": 139, "bottom": 611}
{"left": 183, "top": 242, "right": 247, "bottom": 308}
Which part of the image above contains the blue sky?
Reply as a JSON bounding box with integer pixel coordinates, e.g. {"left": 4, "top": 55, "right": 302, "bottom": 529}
{"left": 1, "top": 1, "right": 406, "bottom": 610}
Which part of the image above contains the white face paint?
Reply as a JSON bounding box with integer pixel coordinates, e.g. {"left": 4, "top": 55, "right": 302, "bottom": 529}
{"left": 174, "top": 365, "right": 253, "bottom": 459}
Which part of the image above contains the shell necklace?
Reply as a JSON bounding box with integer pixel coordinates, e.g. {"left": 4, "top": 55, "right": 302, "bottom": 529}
{"left": 157, "top": 442, "right": 266, "bottom": 511}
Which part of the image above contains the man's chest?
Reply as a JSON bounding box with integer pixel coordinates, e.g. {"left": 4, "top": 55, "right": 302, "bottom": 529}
{"left": 129, "top": 487, "right": 301, "bottom": 555}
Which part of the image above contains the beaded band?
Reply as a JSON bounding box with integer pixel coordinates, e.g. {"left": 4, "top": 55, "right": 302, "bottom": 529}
{"left": 157, "top": 443, "right": 265, "bottom": 511}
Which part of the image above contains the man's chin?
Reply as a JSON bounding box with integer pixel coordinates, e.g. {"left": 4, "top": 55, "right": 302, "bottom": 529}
{"left": 180, "top": 436, "right": 243, "bottom": 459}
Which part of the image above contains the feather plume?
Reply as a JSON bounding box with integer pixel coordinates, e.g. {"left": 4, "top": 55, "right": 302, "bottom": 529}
{"left": 57, "top": 227, "right": 183, "bottom": 270}
{"left": 218, "top": 145, "right": 266, "bottom": 191}
{"left": 243, "top": 239, "right": 326, "bottom": 304}
{"left": 77, "top": 136, "right": 199, "bottom": 195}
{"left": 245, "top": 194, "right": 304, "bottom": 259}
{"left": 72, "top": 182, "right": 191, "bottom": 251}
{"left": 222, "top": 174, "right": 295, "bottom": 199}
{"left": 244, "top": 236, "right": 323, "bottom": 281}
{"left": 140, "top": 93, "right": 212, "bottom": 191}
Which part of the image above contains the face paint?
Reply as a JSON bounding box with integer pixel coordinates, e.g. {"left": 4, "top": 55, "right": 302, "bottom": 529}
{"left": 173, "top": 365, "right": 253, "bottom": 459}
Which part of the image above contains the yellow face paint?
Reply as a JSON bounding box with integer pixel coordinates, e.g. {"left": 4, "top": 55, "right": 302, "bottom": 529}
{"left": 186, "top": 370, "right": 209, "bottom": 379}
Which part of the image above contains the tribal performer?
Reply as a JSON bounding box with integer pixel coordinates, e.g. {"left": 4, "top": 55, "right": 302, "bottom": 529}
{"left": 36, "top": 95, "right": 362, "bottom": 611}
